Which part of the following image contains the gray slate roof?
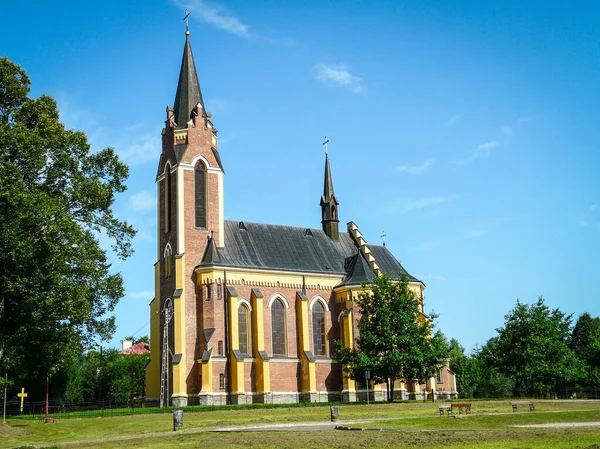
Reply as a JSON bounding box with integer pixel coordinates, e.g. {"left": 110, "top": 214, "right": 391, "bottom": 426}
{"left": 197, "top": 220, "right": 419, "bottom": 284}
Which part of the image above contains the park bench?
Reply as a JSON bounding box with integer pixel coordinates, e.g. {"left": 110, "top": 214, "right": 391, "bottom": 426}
{"left": 438, "top": 404, "right": 451, "bottom": 416}
{"left": 451, "top": 403, "right": 472, "bottom": 415}
{"left": 511, "top": 401, "right": 535, "bottom": 412}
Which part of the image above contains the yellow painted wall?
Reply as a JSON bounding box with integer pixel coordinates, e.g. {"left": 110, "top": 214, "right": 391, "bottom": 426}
{"left": 172, "top": 255, "right": 187, "bottom": 399}
{"left": 227, "top": 288, "right": 245, "bottom": 395}
{"left": 296, "top": 293, "right": 316, "bottom": 393}
{"left": 251, "top": 290, "right": 270, "bottom": 393}
{"left": 145, "top": 262, "right": 161, "bottom": 400}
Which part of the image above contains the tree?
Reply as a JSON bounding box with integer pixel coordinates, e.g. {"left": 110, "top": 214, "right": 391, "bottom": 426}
{"left": 571, "top": 313, "right": 600, "bottom": 386}
{"left": 448, "top": 338, "right": 483, "bottom": 399}
{"left": 335, "top": 274, "right": 448, "bottom": 402}
{"left": 472, "top": 338, "right": 514, "bottom": 398}
{"left": 0, "top": 57, "right": 135, "bottom": 395}
{"left": 63, "top": 348, "right": 149, "bottom": 404}
{"left": 492, "top": 297, "right": 582, "bottom": 397}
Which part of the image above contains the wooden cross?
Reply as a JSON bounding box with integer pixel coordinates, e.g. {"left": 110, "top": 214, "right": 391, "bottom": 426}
{"left": 17, "top": 387, "right": 28, "bottom": 413}
{"left": 381, "top": 231, "right": 387, "bottom": 246}
{"left": 184, "top": 9, "right": 190, "bottom": 34}
{"left": 323, "top": 136, "right": 329, "bottom": 155}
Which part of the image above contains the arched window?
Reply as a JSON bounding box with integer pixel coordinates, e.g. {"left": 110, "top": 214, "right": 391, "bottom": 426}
{"left": 238, "top": 304, "right": 251, "bottom": 355}
{"left": 195, "top": 161, "right": 207, "bottom": 228}
{"left": 271, "top": 299, "right": 286, "bottom": 356}
{"left": 164, "top": 244, "right": 173, "bottom": 278}
{"left": 164, "top": 165, "right": 171, "bottom": 233}
{"left": 312, "top": 301, "right": 326, "bottom": 355}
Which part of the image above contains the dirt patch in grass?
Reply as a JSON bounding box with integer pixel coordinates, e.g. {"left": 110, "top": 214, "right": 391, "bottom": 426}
{"left": 83, "top": 428, "right": 600, "bottom": 449}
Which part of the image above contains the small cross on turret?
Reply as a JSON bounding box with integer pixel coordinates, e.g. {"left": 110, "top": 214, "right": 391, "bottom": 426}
{"left": 323, "top": 136, "right": 329, "bottom": 155}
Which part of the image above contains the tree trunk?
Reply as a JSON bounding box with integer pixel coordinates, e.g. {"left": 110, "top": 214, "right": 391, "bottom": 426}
{"left": 386, "top": 379, "right": 390, "bottom": 402}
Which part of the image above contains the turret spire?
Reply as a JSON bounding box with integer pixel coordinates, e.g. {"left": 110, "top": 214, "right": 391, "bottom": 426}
{"left": 320, "top": 137, "right": 339, "bottom": 239}
{"left": 173, "top": 11, "right": 206, "bottom": 127}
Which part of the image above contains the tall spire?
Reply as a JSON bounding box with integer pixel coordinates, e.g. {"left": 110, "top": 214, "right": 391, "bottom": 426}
{"left": 173, "top": 11, "right": 206, "bottom": 127}
{"left": 320, "top": 137, "right": 339, "bottom": 239}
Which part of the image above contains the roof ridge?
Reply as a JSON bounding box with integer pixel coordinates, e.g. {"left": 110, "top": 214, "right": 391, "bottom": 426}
{"left": 224, "top": 219, "right": 349, "bottom": 235}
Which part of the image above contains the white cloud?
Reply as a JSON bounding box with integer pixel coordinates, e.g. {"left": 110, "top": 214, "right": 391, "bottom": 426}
{"left": 128, "top": 291, "right": 154, "bottom": 300}
{"left": 399, "top": 195, "right": 460, "bottom": 213}
{"left": 314, "top": 63, "right": 364, "bottom": 93}
{"left": 443, "top": 115, "right": 461, "bottom": 127}
{"left": 457, "top": 141, "right": 499, "bottom": 165}
{"left": 591, "top": 204, "right": 597, "bottom": 211}
{"left": 130, "top": 190, "right": 155, "bottom": 213}
{"left": 398, "top": 159, "right": 434, "bottom": 175}
{"left": 117, "top": 128, "right": 162, "bottom": 166}
{"left": 502, "top": 116, "right": 533, "bottom": 138}
{"left": 175, "top": 0, "right": 251, "bottom": 38}
{"left": 579, "top": 219, "right": 590, "bottom": 227}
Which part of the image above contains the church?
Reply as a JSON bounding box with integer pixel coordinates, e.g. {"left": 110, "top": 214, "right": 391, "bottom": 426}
{"left": 145, "top": 26, "right": 457, "bottom": 407}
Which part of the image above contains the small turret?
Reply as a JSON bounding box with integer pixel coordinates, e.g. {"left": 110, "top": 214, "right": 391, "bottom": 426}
{"left": 320, "top": 137, "right": 339, "bottom": 239}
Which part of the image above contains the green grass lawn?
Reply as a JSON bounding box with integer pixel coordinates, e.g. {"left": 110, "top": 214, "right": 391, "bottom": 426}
{"left": 1, "top": 400, "right": 599, "bottom": 449}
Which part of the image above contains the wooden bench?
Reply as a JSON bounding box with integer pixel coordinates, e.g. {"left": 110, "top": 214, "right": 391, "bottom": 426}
{"left": 438, "top": 404, "right": 451, "bottom": 416}
{"left": 451, "top": 403, "right": 471, "bottom": 415}
{"left": 511, "top": 401, "right": 535, "bottom": 412}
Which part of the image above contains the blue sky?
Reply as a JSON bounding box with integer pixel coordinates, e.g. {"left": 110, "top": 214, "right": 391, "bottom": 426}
{"left": 3, "top": 0, "right": 600, "bottom": 353}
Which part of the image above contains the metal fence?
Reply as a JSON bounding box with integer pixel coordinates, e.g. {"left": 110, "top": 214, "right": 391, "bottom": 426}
{"left": 465, "top": 386, "right": 600, "bottom": 400}
{"left": 4, "top": 387, "right": 599, "bottom": 418}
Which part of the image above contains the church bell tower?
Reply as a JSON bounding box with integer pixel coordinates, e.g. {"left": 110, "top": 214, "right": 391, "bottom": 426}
{"left": 146, "top": 13, "right": 225, "bottom": 406}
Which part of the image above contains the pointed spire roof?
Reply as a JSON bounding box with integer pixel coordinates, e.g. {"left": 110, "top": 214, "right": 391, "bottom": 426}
{"left": 320, "top": 138, "right": 337, "bottom": 206}
{"left": 199, "top": 235, "right": 221, "bottom": 265}
{"left": 173, "top": 32, "right": 206, "bottom": 127}
{"left": 337, "top": 249, "right": 377, "bottom": 287}
{"left": 322, "top": 152, "right": 336, "bottom": 203}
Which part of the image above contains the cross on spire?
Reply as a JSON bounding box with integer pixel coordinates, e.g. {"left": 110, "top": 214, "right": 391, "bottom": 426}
{"left": 381, "top": 231, "right": 387, "bottom": 246}
{"left": 184, "top": 9, "right": 190, "bottom": 35}
{"left": 323, "top": 136, "right": 329, "bottom": 155}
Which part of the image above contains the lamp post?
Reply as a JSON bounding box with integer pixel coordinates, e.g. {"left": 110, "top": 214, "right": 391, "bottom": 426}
{"left": 3, "top": 373, "right": 7, "bottom": 423}
{"left": 365, "top": 370, "right": 370, "bottom": 405}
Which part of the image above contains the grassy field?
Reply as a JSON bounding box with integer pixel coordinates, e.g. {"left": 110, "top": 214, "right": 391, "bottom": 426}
{"left": 1, "top": 400, "right": 599, "bottom": 448}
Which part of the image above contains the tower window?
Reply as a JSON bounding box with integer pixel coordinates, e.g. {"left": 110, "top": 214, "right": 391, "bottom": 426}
{"left": 206, "top": 284, "right": 212, "bottom": 301}
{"left": 217, "top": 285, "right": 222, "bottom": 300}
{"left": 164, "top": 166, "right": 171, "bottom": 233}
{"left": 195, "top": 161, "right": 207, "bottom": 228}
{"left": 271, "top": 299, "right": 287, "bottom": 356}
{"left": 312, "top": 301, "right": 326, "bottom": 355}
{"left": 217, "top": 340, "right": 223, "bottom": 356}
{"left": 164, "top": 244, "right": 173, "bottom": 278}
{"left": 219, "top": 373, "right": 225, "bottom": 390}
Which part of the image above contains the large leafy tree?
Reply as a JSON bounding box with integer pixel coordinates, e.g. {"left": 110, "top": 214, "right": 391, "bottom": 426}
{"left": 335, "top": 274, "right": 448, "bottom": 402}
{"left": 0, "top": 57, "right": 135, "bottom": 396}
{"left": 570, "top": 313, "right": 600, "bottom": 386}
{"left": 448, "top": 339, "right": 483, "bottom": 399}
{"left": 492, "top": 297, "right": 582, "bottom": 396}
